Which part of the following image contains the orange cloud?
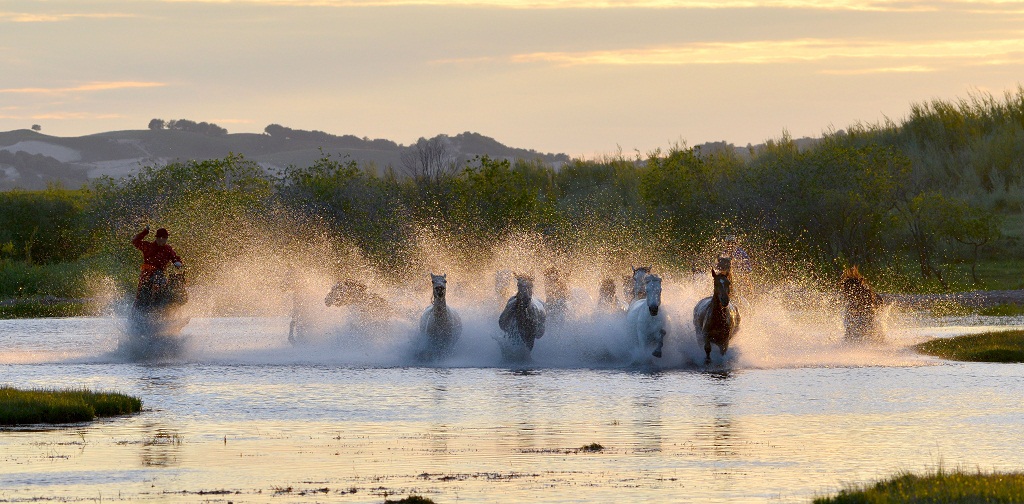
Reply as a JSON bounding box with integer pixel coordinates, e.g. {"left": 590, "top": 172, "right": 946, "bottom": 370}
{"left": 0, "top": 82, "right": 168, "bottom": 95}
{"left": 151, "top": 0, "right": 1024, "bottom": 12}
{"left": 504, "top": 37, "right": 1024, "bottom": 67}
{"left": 0, "top": 12, "right": 135, "bottom": 23}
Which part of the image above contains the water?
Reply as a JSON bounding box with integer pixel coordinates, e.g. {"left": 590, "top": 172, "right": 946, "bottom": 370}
{"left": 1, "top": 304, "right": 1023, "bottom": 502}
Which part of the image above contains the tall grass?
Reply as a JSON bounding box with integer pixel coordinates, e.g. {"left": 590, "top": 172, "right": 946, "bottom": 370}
{"left": 815, "top": 468, "right": 1024, "bottom": 503}
{"left": 915, "top": 330, "right": 1024, "bottom": 363}
{"left": 0, "top": 387, "right": 142, "bottom": 425}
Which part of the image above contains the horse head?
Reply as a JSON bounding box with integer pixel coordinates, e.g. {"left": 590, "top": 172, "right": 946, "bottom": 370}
{"left": 711, "top": 268, "right": 732, "bottom": 308}
{"left": 325, "top": 278, "right": 368, "bottom": 306}
{"left": 515, "top": 275, "right": 534, "bottom": 300}
{"left": 430, "top": 273, "right": 447, "bottom": 302}
{"left": 644, "top": 274, "right": 662, "bottom": 316}
{"left": 841, "top": 265, "right": 878, "bottom": 312}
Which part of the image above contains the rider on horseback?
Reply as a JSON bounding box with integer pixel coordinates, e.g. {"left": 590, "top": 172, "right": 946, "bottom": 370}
{"left": 132, "top": 226, "right": 183, "bottom": 309}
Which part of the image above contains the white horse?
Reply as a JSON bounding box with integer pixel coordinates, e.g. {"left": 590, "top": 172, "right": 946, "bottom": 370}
{"left": 418, "top": 273, "right": 462, "bottom": 360}
{"left": 626, "top": 274, "right": 669, "bottom": 360}
{"left": 498, "top": 275, "right": 546, "bottom": 361}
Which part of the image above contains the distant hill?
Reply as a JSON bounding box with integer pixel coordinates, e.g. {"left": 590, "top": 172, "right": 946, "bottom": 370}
{"left": 0, "top": 127, "right": 572, "bottom": 190}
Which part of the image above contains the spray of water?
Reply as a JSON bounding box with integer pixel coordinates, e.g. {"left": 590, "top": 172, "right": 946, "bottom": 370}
{"left": 97, "top": 220, "right": 931, "bottom": 369}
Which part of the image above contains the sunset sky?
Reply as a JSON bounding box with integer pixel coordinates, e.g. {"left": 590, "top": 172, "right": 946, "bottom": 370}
{"left": 2, "top": 0, "right": 1023, "bottom": 157}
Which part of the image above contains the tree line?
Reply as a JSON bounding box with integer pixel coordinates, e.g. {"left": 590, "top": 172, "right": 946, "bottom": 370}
{"left": 3, "top": 89, "right": 1023, "bottom": 295}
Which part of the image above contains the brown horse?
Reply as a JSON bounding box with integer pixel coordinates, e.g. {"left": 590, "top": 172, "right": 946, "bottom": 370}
{"left": 323, "top": 278, "right": 393, "bottom": 324}
{"left": 693, "top": 264, "right": 741, "bottom": 364}
{"left": 840, "top": 266, "right": 885, "bottom": 343}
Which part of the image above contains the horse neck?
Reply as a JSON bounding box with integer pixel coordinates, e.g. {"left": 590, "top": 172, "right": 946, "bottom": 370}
{"left": 432, "top": 293, "right": 447, "bottom": 311}
{"left": 711, "top": 286, "right": 730, "bottom": 316}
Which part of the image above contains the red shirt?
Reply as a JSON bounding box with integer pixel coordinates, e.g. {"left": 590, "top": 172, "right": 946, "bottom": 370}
{"left": 132, "top": 229, "right": 182, "bottom": 271}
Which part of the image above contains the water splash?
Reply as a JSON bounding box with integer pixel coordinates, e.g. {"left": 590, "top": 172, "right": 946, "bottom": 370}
{"left": 80, "top": 228, "right": 940, "bottom": 370}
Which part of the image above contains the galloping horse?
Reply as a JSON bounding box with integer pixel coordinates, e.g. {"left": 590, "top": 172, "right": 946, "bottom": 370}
{"left": 597, "top": 277, "right": 624, "bottom": 313}
{"left": 544, "top": 266, "right": 570, "bottom": 327}
{"left": 418, "top": 273, "right": 462, "bottom": 359}
{"left": 840, "top": 266, "right": 885, "bottom": 343}
{"left": 693, "top": 262, "right": 741, "bottom": 363}
{"left": 498, "top": 275, "right": 546, "bottom": 361}
{"left": 624, "top": 265, "right": 652, "bottom": 304}
{"left": 626, "top": 274, "right": 669, "bottom": 360}
{"left": 324, "top": 278, "right": 392, "bottom": 324}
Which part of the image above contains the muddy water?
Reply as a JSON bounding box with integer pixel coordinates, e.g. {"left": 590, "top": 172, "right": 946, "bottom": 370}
{"left": 1, "top": 314, "right": 1023, "bottom": 503}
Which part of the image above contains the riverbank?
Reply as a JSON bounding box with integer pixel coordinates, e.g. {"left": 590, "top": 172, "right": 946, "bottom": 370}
{"left": 883, "top": 289, "right": 1024, "bottom": 311}
{"left": 814, "top": 468, "right": 1024, "bottom": 503}
{"left": 914, "top": 330, "right": 1024, "bottom": 363}
{"left": 0, "top": 296, "right": 97, "bottom": 319}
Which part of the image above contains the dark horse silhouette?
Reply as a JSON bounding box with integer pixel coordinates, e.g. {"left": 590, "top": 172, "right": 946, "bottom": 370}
{"left": 693, "top": 262, "right": 740, "bottom": 364}
{"left": 498, "top": 275, "right": 546, "bottom": 361}
{"left": 125, "top": 269, "right": 190, "bottom": 359}
{"left": 418, "top": 273, "right": 462, "bottom": 360}
{"left": 840, "top": 266, "right": 885, "bottom": 343}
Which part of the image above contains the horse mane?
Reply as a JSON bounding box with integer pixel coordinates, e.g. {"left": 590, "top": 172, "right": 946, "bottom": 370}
{"left": 841, "top": 266, "right": 872, "bottom": 294}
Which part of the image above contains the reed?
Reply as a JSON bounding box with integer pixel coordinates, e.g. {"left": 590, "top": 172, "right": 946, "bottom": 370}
{"left": 915, "top": 330, "right": 1024, "bottom": 363}
{"left": 814, "top": 468, "right": 1024, "bottom": 503}
{"left": 384, "top": 496, "right": 436, "bottom": 504}
{"left": 0, "top": 387, "right": 142, "bottom": 425}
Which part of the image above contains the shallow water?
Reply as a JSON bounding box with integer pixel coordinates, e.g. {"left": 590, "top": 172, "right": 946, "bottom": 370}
{"left": 1, "top": 307, "right": 1023, "bottom": 503}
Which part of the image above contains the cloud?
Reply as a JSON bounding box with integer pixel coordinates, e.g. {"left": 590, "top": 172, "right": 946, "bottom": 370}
{"left": 0, "top": 82, "right": 168, "bottom": 95}
{"left": 820, "top": 65, "right": 936, "bottom": 74}
{"left": 29, "top": 113, "right": 126, "bottom": 120}
{"left": 0, "top": 12, "right": 136, "bottom": 23}
{"left": 153, "top": 0, "right": 1024, "bottom": 12}
{"left": 501, "top": 37, "right": 1024, "bottom": 68}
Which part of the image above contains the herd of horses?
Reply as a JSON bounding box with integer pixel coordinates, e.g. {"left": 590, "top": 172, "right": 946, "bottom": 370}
{"left": 124, "top": 255, "right": 887, "bottom": 363}
{"left": 313, "top": 258, "right": 888, "bottom": 365}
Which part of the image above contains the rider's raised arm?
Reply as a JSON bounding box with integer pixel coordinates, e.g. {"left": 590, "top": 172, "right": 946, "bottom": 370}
{"left": 131, "top": 227, "right": 149, "bottom": 250}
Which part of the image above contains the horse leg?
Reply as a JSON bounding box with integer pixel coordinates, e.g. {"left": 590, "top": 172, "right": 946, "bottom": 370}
{"left": 652, "top": 328, "right": 665, "bottom": 358}
{"left": 704, "top": 337, "right": 712, "bottom": 364}
{"left": 719, "top": 341, "right": 728, "bottom": 356}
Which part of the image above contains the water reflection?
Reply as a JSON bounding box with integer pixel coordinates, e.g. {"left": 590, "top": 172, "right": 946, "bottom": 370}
{"left": 138, "top": 423, "right": 184, "bottom": 467}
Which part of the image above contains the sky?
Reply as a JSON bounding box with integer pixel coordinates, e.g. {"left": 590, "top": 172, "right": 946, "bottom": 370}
{"left": 1, "top": 0, "right": 1023, "bottom": 158}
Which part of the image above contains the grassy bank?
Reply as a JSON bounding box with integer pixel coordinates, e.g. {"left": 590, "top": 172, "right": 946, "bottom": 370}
{"left": 0, "top": 387, "right": 142, "bottom": 425}
{"left": 0, "top": 299, "right": 95, "bottom": 319}
{"left": 915, "top": 330, "right": 1024, "bottom": 363}
{"left": 814, "top": 468, "right": 1024, "bottom": 503}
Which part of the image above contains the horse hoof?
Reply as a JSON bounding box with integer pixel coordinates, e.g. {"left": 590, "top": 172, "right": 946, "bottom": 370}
{"left": 652, "top": 350, "right": 662, "bottom": 358}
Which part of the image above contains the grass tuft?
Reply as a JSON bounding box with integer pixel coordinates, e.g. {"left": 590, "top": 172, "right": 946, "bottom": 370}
{"left": 580, "top": 442, "right": 604, "bottom": 452}
{"left": 915, "top": 330, "right": 1024, "bottom": 363}
{"left": 384, "top": 496, "right": 436, "bottom": 504}
{"left": 815, "top": 468, "right": 1024, "bottom": 503}
{"left": 0, "top": 386, "right": 142, "bottom": 425}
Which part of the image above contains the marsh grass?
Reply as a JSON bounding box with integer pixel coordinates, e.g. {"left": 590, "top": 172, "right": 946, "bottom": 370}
{"left": 384, "top": 496, "right": 436, "bottom": 504}
{"left": 915, "top": 330, "right": 1024, "bottom": 363}
{"left": 0, "top": 387, "right": 142, "bottom": 425}
{"left": 814, "top": 468, "right": 1024, "bottom": 503}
